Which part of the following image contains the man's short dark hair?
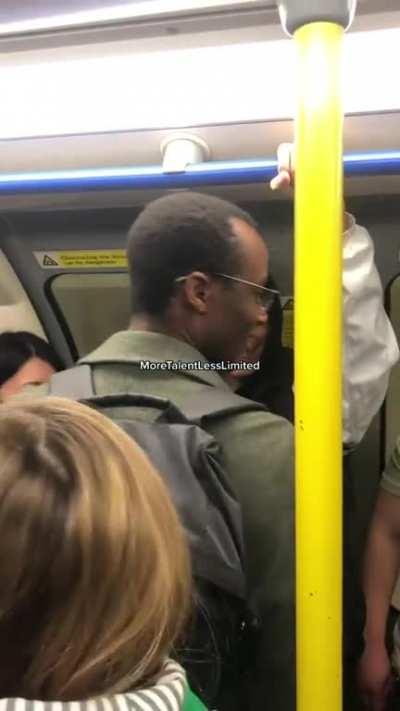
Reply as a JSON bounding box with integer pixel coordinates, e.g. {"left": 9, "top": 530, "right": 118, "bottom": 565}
{"left": 0, "top": 332, "right": 62, "bottom": 386}
{"left": 127, "top": 192, "right": 260, "bottom": 316}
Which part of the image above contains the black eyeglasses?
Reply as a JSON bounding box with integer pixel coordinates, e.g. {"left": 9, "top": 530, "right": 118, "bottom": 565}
{"left": 175, "top": 272, "right": 280, "bottom": 311}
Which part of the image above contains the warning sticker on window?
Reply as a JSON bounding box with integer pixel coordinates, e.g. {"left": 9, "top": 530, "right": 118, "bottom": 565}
{"left": 34, "top": 250, "right": 128, "bottom": 269}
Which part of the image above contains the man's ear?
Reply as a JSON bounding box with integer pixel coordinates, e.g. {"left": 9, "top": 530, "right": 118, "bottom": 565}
{"left": 180, "top": 272, "right": 212, "bottom": 314}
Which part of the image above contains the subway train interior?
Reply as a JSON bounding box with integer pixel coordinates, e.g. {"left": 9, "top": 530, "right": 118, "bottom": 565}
{"left": 0, "top": 0, "right": 400, "bottom": 707}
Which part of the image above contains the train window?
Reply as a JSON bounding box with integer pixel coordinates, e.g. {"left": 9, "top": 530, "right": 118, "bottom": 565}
{"left": 385, "top": 276, "right": 400, "bottom": 610}
{"left": 385, "top": 275, "right": 400, "bottom": 465}
{"left": 48, "top": 272, "right": 131, "bottom": 357}
{"left": 0, "top": 250, "right": 46, "bottom": 338}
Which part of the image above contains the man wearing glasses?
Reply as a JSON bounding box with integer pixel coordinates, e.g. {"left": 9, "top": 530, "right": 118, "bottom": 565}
{"left": 19, "top": 163, "right": 398, "bottom": 711}
{"left": 112, "top": 184, "right": 395, "bottom": 711}
{"left": 176, "top": 272, "right": 279, "bottom": 311}
{"left": 78, "top": 190, "right": 296, "bottom": 710}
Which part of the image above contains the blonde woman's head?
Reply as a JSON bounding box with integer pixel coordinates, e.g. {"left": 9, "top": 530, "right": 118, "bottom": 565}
{"left": 0, "top": 397, "right": 190, "bottom": 700}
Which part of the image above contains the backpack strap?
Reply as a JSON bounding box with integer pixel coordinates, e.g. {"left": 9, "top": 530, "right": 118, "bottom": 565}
{"left": 49, "top": 364, "right": 266, "bottom": 424}
{"left": 49, "top": 364, "right": 95, "bottom": 399}
{"left": 49, "top": 365, "right": 190, "bottom": 422}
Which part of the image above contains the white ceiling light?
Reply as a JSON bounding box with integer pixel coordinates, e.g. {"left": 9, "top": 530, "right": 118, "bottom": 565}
{"left": 0, "top": 27, "right": 399, "bottom": 140}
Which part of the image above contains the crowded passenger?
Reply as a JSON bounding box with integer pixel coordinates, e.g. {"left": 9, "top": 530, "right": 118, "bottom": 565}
{"left": 229, "top": 144, "right": 398, "bottom": 448}
{"left": 358, "top": 436, "right": 400, "bottom": 711}
{"left": 21, "top": 190, "right": 295, "bottom": 711}
{"left": 0, "top": 331, "right": 62, "bottom": 400}
{"left": 226, "top": 146, "right": 399, "bottom": 710}
{"left": 0, "top": 397, "right": 203, "bottom": 711}
{"left": 14, "top": 150, "right": 398, "bottom": 711}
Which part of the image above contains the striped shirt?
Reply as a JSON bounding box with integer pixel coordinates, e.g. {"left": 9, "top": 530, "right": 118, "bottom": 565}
{"left": 0, "top": 660, "right": 189, "bottom": 711}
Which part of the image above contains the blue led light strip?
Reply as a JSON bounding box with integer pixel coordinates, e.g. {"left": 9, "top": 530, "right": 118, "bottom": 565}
{"left": 0, "top": 152, "right": 399, "bottom": 194}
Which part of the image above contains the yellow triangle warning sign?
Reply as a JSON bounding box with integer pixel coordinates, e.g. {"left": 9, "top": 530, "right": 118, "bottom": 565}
{"left": 35, "top": 249, "right": 128, "bottom": 269}
{"left": 43, "top": 254, "right": 59, "bottom": 267}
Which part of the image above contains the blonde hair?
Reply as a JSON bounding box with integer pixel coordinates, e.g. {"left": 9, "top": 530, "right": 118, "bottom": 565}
{"left": 0, "top": 397, "right": 191, "bottom": 700}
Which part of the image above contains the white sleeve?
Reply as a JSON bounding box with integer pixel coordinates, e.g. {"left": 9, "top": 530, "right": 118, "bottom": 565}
{"left": 343, "top": 214, "right": 399, "bottom": 447}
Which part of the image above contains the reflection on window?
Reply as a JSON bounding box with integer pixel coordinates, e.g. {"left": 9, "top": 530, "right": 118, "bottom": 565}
{"left": 49, "top": 272, "right": 131, "bottom": 358}
{"left": 386, "top": 275, "right": 400, "bottom": 463}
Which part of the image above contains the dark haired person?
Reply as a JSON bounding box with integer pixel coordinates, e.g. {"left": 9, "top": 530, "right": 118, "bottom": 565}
{"left": 17, "top": 163, "right": 398, "bottom": 711}
{"left": 0, "top": 331, "right": 62, "bottom": 400}
{"left": 21, "top": 190, "right": 294, "bottom": 710}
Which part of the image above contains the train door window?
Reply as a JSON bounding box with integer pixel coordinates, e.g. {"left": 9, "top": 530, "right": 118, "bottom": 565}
{"left": 385, "top": 276, "right": 400, "bottom": 464}
{"left": 0, "top": 250, "right": 46, "bottom": 337}
{"left": 48, "top": 272, "right": 131, "bottom": 358}
{"left": 385, "top": 275, "right": 400, "bottom": 609}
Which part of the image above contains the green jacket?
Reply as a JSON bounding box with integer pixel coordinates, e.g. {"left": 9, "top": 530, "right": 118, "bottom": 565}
{"left": 184, "top": 688, "right": 208, "bottom": 710}
{"left": 30, "top": 330, "right": 295, "bottom": 710}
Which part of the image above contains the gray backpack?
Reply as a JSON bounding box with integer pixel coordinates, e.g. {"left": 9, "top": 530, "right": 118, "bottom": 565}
{"left": 50, "top": 364, "right": 265, "bottom": 709}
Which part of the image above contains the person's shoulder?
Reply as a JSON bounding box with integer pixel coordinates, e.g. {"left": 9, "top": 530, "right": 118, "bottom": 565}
{"left": 235, "top": 407, "right": 294, "bottom": 455}
{"left": 208, "top": 398, "right": 293, "bottom": 463}
{"left": 215, "top": 397, "right": 293, "bottom": 434}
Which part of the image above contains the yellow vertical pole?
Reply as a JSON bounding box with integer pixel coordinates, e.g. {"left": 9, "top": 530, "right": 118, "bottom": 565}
{"left": 294, "top": 22, "right": 343, "bottom": 711}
